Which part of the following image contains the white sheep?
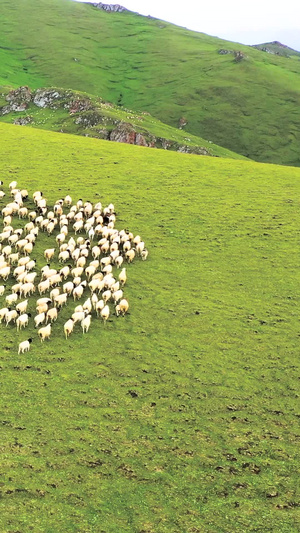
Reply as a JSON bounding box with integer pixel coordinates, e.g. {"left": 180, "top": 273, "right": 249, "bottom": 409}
{"left": 141, "top": 249, "right": 149, "bottom": 261}
{"left": 0, "top": 307, "right": 9, "bottom": 323}
{"left": 34, "top": 312, "right": 46, "bottom": 328}
{"left": 38, "top": 324, "right": 51, "bottom": 342}
{"left": 54, "top": 293, "right": 68, "bottom": 309}
{"left": 71, "top": 310, "right": 86, "bottom": 324}
{"left": 119, "top": 268, "right": 127, "bottom": 286}
{"left": 115, "top": 299, "right": 129, "bottom": 316}
{"left": 112, "top": 289, "right": 123, "bottom": 303}
{"left": 64, "top": 319, "right": 74, "bottom": 339}
{"left": 16, "top": 300, "right": 28, "bottom": 314}
{"left": 0, "top": 285, "right": 5, "bottom": 296}
{"left": 100, "top": 305, "right": 110, "bottom": 323}
{"left": 16, "top": 313, "right": 31, "bottom": 331}
{"left": 6, "top": 293, "right": 18, "bottom": 306}
{"left": 63, "top": 281, "right": 74, "bottom": 296}
{"left": 6, "top": 309, "right": 18, "bottom": 326}
{"left": 44, "top": 248, "right": 55, "bottom": 262}
{"left": 18, "top": 338, "right": 33, "bottom": 354}
{"left": 46, "top": 307, "right": 58, "bottom": 324}
{"left": 81, "top": 314, "right": 91, "bottom": 334}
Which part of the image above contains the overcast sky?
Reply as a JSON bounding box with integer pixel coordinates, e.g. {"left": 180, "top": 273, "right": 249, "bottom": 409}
{"left": 72, "top": 0, "right": 300, "bottom": 50}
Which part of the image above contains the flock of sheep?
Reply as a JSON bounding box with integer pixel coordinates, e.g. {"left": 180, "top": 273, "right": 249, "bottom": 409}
{"left": 0, "top": 180, "right": 148, "bottom": 353}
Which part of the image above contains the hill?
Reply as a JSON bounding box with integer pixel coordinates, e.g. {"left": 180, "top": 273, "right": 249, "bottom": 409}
{"left": 0, "top": 85, "right": 245, "bottom": 160}
{"left": 0, "top": 122, "right": 299, "bottom": 531}
{"left": 0, "top": 0, "right": 300, "bottom": 165}
{"left": 253, "top": 41, "right": 300, "bottom": 58}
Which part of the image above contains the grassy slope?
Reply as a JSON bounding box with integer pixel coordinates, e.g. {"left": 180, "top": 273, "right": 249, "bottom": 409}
{"left": 0, "top": 0, "right": 300, "bottom": 166}
{"left": 0, "top": 85, "right": 245, "bottom": 160}
{"left": 0, "top": 122, "right": 299, "bottom": 531}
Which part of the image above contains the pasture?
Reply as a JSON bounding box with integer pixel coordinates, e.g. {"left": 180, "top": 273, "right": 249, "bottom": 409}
{"left": 0, "top": 123, "right": 299, "bottom": 531}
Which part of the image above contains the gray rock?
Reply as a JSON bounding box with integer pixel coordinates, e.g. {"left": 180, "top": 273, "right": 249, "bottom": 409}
{"left": 93, "top": 3, "right": 128, "bottom": 12}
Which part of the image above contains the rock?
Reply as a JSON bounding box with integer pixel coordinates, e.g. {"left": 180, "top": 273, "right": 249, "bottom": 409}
{"left": 234, "top": 51, "right": 246, "bottom": 62}
{"left": 218, "top": 49, "right": 233, "bottom": 55}
{"left": 33, "top": 89, "right": 63, "bottom": 108}
{"left": 93, "top": 3, "right": 128, "bottom": 12}
{"left": 110, "top": 122, "right": 137, "bottom": 144}
{"left": 68, "top": 98, "right": 92, "bottom": 114}
{"left": 135, "top": 133, "right": 148, "bottom": 146}
{"left": 177, "top": 145, "right": 210, "bottom": 156}
{"left": 14, "top": 116, "right": 34, "bottom": 126}
{"left": 6, "top": 86, "right": 32, "bottom": 106}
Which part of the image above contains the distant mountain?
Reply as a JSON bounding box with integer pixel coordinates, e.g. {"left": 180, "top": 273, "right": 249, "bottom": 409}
{"left": 0, "top": 0, "right": 300, "bottom": 165}
{"left": 252, "top": 41, "right": 300, "bottom": 57}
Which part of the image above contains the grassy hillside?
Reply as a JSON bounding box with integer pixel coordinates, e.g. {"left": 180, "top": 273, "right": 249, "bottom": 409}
{"left": 0, "top": 122, "right": 299, "bottom": 531}
{"left": 0, "top": 0, "right": 300, "bottom": 166}
{"left": 0, "top": 85, "right": 245, "bottom": 160}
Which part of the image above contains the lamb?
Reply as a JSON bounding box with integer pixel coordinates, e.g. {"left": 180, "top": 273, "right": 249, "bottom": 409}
{"left": 38, "top": 323, "right": 51, "bottom": 342}
{"left": 115, "top": 298, "right": 129, "bottom": 316}
{"left": 64, "top": 319, "right": 74, "bottom": 339}
{"left": 16, "top": 313, "right": 31, "bottom": 330}
{"left": 141, "top": 249, "right": 149, "bottom": 261}
{"left": 112, "top": 289, "right": 123, "bottom": 303}
{"left": 18, "top": 338, "right": 33, "bottom": 354}
{"left": 0, "top": 285, "right": 5, "bottom": 296}
{"left": 81, "top": 314, "right": 91, "bottom": 334}
{"left": 83, "top": 297, "right": 92, "bottom": 314}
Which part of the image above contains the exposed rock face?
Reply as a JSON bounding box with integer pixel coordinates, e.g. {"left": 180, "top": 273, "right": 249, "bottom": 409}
{"left": 110, "top": 122, "right": 138, "bottom": 144}
{"left": 93, "top": 3, "right": 128, "bottom": 12}
{"left": 218, "top": 49, "right": 233, "bottom": 55}
{"left": 33, "top": 89, "right": 64, "bottom": 108}
{"left": 68, "top": 98, "right": 92, "bottom": 114}
{"left": 1, "top": 86, "right": 32, "bottom": 114}
{"left": 177, "top": 145, "right": 210, "bottom": 156}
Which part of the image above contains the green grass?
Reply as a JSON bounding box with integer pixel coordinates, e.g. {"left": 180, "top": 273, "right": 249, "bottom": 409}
{"left": 0, "top": 0, "right": 300, "bottom": 165}
{"left": 0, "top": 123, "right": 299, "bottom": 531}
{"left": 0, "top": 85, "right": 246, "bottom": 160}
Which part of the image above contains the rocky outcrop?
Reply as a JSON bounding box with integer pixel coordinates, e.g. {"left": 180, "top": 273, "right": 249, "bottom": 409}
{"left": 234, "top": 51, "right": 246, "bottom": 62}
{"left": 177, "top": 145, "right": 210, "bottom": 156}
{"left": 33, "top": 89, "right": 64, "bottom": 108}
{"left": 218, "top": 49, "right": 233, "bottom": 55}
{"left": 1, "top": 86, "right": 32, "bottom": 114}
{"left": 14, "top": 116, "right": 33, "bottom": 126}
{"left": 93, "top": 3, "right": 128, "bottom": 12}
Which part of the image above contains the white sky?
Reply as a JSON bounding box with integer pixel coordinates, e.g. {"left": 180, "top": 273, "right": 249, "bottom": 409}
{"left": 72, "top": 0, "right": 300, "bottom": 50}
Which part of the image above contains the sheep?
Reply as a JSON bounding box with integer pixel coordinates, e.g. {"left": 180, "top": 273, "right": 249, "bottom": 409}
{"left": 81, "top": 314, "right": 91, "bottom": 334}
{"left": 49, "top": 273, "right": 62, "bottom": 288}
{"left": 6, "top": 293, "right": 18, "bottom": 306}
{"left": 18, "top": 256, "right": 30, "bottom": 267}
{"left": 18, "top": 207, "right": 28, "bottom": 219}
{"left": 102, "top": 290, "right": 112, "bottom": 304}
{"left": 9, "top": 180, "right": 17, "bottom": 190}
{"left": 50, "top": 288, "right": 60, "bottom": 302}
{"left": 83, "top": 298, "right": 92, "bottom": 314}
{"left": 54, "top": 293, "right": 68, "bottom": 309}
{"left": 88, "top": 278, "right": 104, "bottom": 294}
{"left": 18, "top": 338, "right": 33, "bottom": 354}
{"left": 42, "top": 268, "right": 57, "bottom": 280}
{"left": 0, "top": 191, "right": 5, "bottom": 199}
{"left": 71, "top": 310, "right": 86, "bottom": 324}
{"left": 76, "top": 256, "right": 86, "bottom": 269}
{"left": 115, "top": 255, "right": 124, "bottom": 269}
{"left": 28, "top": 211, "right": 37, "bottom": 221}
{"left": 36, "top": 302, "right": 49, "bottom": 315}
{"left": 25, "top": 259, "right": 36, "bottom": 271}
{"left": 136, "top": 241, "right": 145, "bottom": 255}
{"left": 2, "top": 245, "right": 12, "bottom": 258}
{"left": 59, "top": 250, "right": 70, "bottom": 263}
{"left": 100, "top": 304, "right": 110, "bottom": 323}
{"left": 85, "top": 265, "right": 96, "bottom": 280}
{"left": 64, "top": 195, "right": 72, "bottom": 206}
{"left": 24, "top": 222, "right": 35, "bottom": 234}
{"left": 6, "top": 309, "right": 18, "bottom": 326}
{"left": 20, "top": 189, "right": 28, "bottom": 200}
{"left": 24, "top": 272, "right": 37, "bottom": 284}
{"left": 102, "top": 264, "right": 113, "bottom": 275}
{"left": 111, "top": 281, "right": 120, "bottom": 293}
{"left": 125, "top": 249, "right": 135, "bottom": 263}
{"left": 46, "top": 307, "right": 58, "bottom": 324}
{"left": 38, "top": 324, "right": 51, "bottom": 342}
{"left": 36, "top": 298, "right": 52, "bottom": 307}
{"left": 112, "top": 289, "right": 123, "bottom": 303}
{"left": 64, "top": 319, "right": 74, "bottom": 339}
{"left": 96, "top": 299, "right": 105, "bottom": 316}
{"left": 0, "top": 266, "right": 10, "bottom": 280}
{"left": 63, "top": 281, "right": 74, "bottom": 296}
{"left": 16, "top": 313, "right": 31, "bottom": 330}
{"left": 34, "top": 312, "right": 46, "bottom": 328}
{"left": 44, "top": 248, "right": 55, "bottom": 262}
{"left": 0, "top": 285, "right": 5, "bottom": 296}
{"left": 73, "top": 283, "right": 86, "bottom": 301}
{"left": 91, "top": 293, "right": 98, "bottom": 310}
{"left": 141, "top": 249, "right": 149, "bottom": 261}
{"left": 16, "top": 300, "right": 28, "bottom": 314}
{"left": 0, "top": 307, "right": 9, "bottom": 323}
{"left": 23, "top": 242, "right": 34, "bottom": 255}
{"left": 60, "top": 265, "right": 71, "bottom": 280}
{"left": 119, "top": 268, "right": 127, "bottom": 286}
{"left": 71, "top": 266, "right": 83, "bottom": 279}
{"left": 38, "top": 279, "right": 50, "bottom": 295}
{"left": 115, "top": 298, "right": 129, "bottom": 316}
{"left": 73, "top": 220, "right": 84, "bottom": 234}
